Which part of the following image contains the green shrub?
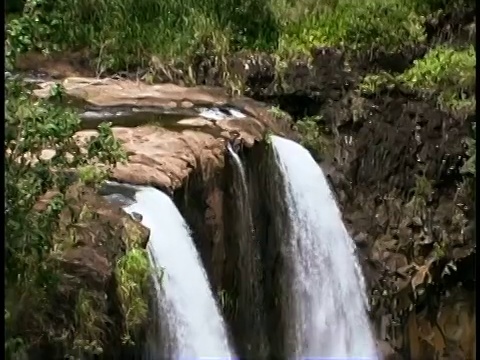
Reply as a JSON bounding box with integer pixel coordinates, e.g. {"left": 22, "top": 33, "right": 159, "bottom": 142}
{"left": 115, "top": 249, "right": 151, "bottom": 345}
{"left": 399, "top": 45, "right": 475, "bottom": 112}
{"left": 4, "top": 77, "right": 126, "bottom": 357}
{"left": 361, "top": 45, "right": 476, "bottom": 113}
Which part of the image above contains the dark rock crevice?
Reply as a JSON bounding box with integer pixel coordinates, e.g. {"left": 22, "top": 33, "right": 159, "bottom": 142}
{"left": 173, "top": 81, "right": 474, "bottom": 358}
{"left": 173, "top": 147, "right": 271, "bottom": 359}
{"left": 173, "top": 139, "right": 299, "bottom": 360}
{"left": 242, "top": 142, "right": 297, "bottom": 360}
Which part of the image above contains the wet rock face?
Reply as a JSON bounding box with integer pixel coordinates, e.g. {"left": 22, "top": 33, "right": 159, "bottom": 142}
{"left": 173, "top": 142, "right": 294, "bottom": 360}
{"left": 318, "top": 91, "right": 475, "bottom": 358}
{"left": 226, "top": 44, "right": 473, "bottom": 359}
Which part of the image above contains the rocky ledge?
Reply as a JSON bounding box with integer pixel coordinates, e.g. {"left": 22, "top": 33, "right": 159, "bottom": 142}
{"left": 33, "top": 77, "right": 293, "bottom": 190}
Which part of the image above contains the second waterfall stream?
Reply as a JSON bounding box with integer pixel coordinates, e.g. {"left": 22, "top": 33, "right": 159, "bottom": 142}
{"left": 271, "top": 135, "right": 378, "bottom": 359}
{"left": 123, "top": 186, "right": 235, "bottom": 359}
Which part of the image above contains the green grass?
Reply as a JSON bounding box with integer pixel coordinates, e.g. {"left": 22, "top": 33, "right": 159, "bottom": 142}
{"left": 6, "top": 0, "right": 280, "bottom": 70}
{"left": 115, "top": 248, "right": 151, "bottom": 344}
{"left": 6, "top": 0, "right": 474, "bottom": 72}
{"left": 277, "top": 0, "right": 427, "bottom": 56}
{"left": 73, "top": 289, "right": 109, "bottom": 356}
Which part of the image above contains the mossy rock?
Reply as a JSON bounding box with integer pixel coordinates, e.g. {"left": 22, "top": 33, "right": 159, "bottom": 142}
{"left": 5, "top": 183, "right": 152, "bottom": 359}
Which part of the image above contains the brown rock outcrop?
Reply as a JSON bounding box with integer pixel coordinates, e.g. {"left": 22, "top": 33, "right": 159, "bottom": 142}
{"left": 33, "top": 77, "right": 293, "bottom": 190}
{"left": 29, "top": 76, "right": 295, "bottom": 360}
{"left": 8, "top": 183, "right": 150, "bottom": 359}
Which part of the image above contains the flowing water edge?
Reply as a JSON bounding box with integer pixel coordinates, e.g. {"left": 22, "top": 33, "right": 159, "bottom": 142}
{"left": 104, "top": 136, "right": 378, "bottom": 360}
{"left": 123, "top": 187, "right": 235, "bottom": 359}
{"left": 272, "top": 136, "right": 377, "bottom": 359}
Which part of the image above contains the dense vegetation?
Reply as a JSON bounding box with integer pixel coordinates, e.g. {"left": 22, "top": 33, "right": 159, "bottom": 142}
{"left": 5, "top": 0, "right": 475, "bottom": 70}
{"left": 5, "top": 78, "right": 152, "bottom": 357}
{"left": 5, "top": 0, "right": 476, "bottom": 357}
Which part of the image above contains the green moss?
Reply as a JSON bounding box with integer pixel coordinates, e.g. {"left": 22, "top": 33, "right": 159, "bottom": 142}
{"left": 295, "top": 115, "right": 334, "bottom": 161}
{"left": 115, "top": 248, "right": 151, "bottom": 345}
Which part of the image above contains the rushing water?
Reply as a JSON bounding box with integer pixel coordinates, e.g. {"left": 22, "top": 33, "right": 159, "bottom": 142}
{"left": 122, "top": 186, "right": 235, "bottom": 359}
{"left": 226, "top": 143, "right": 252, "bottom": 231}
{"left": 225, "top": 143, "right": 268, "bottom": 358}
{"left": 271, "top": 136, "right": 378, "bottom": 359}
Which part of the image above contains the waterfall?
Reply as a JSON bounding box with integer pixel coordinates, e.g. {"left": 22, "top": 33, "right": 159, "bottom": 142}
{"left": 226, "top": 143, "right": 253, "bottom": 235}
{"left": 224, "top": 143, "right": 269, "bottom": 358}
{"left": 122, "top": 186, "right": 235, "bottom": 359}
{"left": 271, "top": 136, "right": 378, "bottom": 359}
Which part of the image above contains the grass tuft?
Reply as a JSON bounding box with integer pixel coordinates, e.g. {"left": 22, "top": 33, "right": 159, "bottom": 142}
{"left": 115, "top": 248, "right": 151, "bottom": 344}
{"left": 73, "top": 289, "right": 108, "bottom": 356}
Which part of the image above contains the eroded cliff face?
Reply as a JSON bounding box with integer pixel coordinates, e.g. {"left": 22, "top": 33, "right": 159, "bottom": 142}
{"left": 173, "top": 102, "right": 475, "bottom": 360}
{"left": 242, "top": 46, "right": 475, "bottom": 358}
{"left": 31, "top": 75, "right": 474, "bottom": 360}
{"left": 174, "top": 140, "right": 299, "bottom": 360}
{"left": 31, "top": 77, "right": 293, "bottom": 359}
{"left": 323, "top": 90, "right": 475, "bottom": 359}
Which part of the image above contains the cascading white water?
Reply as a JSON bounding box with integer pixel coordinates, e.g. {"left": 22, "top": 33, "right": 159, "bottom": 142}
{"left": 122, "top": 186, "right": 236, "bottom": 359}
{"left": 226, "top": 142, "right": 268, "bottom": 357}
{"left": 227, "top": 143, "right": 248, "bottom": 190}
{"left": 271, "top": 135, "right": 378, "bottom": 359}
{"left": 226, "top": 142, "right": 252, "bottom": 227}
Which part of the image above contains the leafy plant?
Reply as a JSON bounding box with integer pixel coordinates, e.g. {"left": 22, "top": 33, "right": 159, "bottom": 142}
{"left": 5, "top": 0, "right": 64, "bottom": 68}
{"left": 115, "top": 249, "right": 151, "bottom": 345}
{"left": 398, "top": 45, "right": 476, "bottom": 113}
{"left": 5, "top": 76, "right": 126, "bottom": 355}
{"left": 294, "top": 115, "right": 334, "bottom": 161}
{"left": 278, "top": 0, "right": 426, "bottom": 56}
{"left": 361, "top": 45, "right": 476, "bottom": 114}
